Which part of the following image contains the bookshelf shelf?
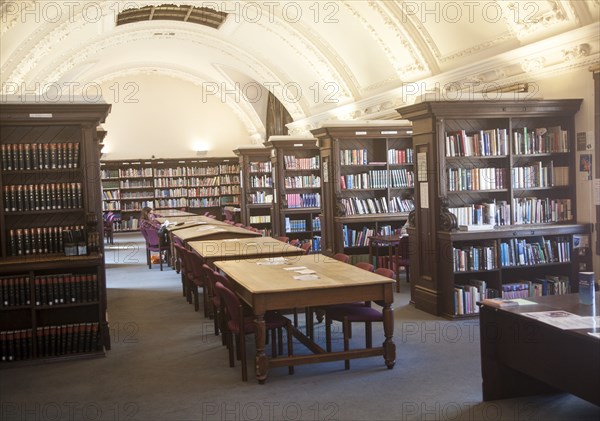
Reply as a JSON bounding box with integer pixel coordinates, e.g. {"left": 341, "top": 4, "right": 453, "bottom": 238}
{"left": 397, "top": 99, "right": 593, "bottom": 318}
{"left": 0, "top": 102, "right": 111, "bottom": 364}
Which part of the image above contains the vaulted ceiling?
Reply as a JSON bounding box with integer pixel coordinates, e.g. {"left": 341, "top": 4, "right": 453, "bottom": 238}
{"left": 1, "top": 1, "right": 599, "bottom": 148}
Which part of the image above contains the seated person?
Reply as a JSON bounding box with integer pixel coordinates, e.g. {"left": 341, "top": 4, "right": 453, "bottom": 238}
{"left": 139, "top": 206, "right": 161, "bottom": 230}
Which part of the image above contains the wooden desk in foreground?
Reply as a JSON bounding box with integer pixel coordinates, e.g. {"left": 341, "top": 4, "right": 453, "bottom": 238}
{"left": 188, "top": 237, "right": 305, "bottom": 265}
{"left": 214, "top": 254, "right": 396, "bottom": 383}
{"left": 479, "top": 293, "right": 600, "bottom": 406}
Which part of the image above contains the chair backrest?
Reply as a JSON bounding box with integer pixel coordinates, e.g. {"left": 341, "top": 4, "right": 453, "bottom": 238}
{"left": 234, "top": 223, "right": 244, "bottom": 227}
{"left": 300, "top": 242, "right": 312, "bottom": 255}
{"left": 276, "top": 236, "right": 290, "bottom": 243}
{"left": 355, "top": 262, "right": 374, "bottom": 272}
{"left": 289, "top": 239, "right": 300, "bottom": 246}
{"left": 374, "top": 267, "right": 395, "bottom": 279}
{"left": 187, "top": 250, "right": 205, "bottom": 282}
{"left": 332, "top": 253, "right": 350, "bottom": 263}
{"left": 208, "top": 214, "right": 217, "bottom": 219}
{"left": 224, "top": 209, "right": 234, "bottom": 221}
{"left": 140, "top": 227, "right": 161, "bottom": 247}
{"left": 224, "top": 220, "right": 235, "bottom": 225}
{"left": 210, "top": 270, "right": 235, "bottom": 291}
{"left": 214, "top": 281, "right": 242, "bottom": 330}
{"left": 173, "top": 243, "right": 187, "bottom": 272}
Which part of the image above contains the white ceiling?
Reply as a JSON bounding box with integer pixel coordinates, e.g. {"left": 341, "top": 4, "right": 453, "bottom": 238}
{"left": 1, "top": 0, "right": 599, "bottom": 148}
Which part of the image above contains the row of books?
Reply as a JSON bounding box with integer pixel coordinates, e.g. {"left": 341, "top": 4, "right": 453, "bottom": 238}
{"left": 249, "top": 215, "right": 270, "bottom": 224}
{"left": 118, "top": 180, "right": 153, "bottom": 188}
{"left": 499, "top": 236, "right": 571, "bottom": 267}
{"left": 286, "top": 193, "right": 321, "bottom": 208}
{"left": 501, "top": 276, "right": 570, "bottom": 298}
{"left": 387, "top": 148, "right": 414, "bottom": 164}
{"left": 121, "top": 201, "right": 153, "bottom": 211}
{"left": 7, "top": 225, "right": 84, "bottom": 256}
{"left": 121, "top": 191, "right": 153, "bottom": 199}
{"left": 512, "top": 197, "right": 572, "bottom": 224}
{"left": 32, "top": 273, "right": 98, "bottom": 306}
{"left": 249, "top": 191, "right": 273, "bottom": 204}
{"left": 339, "top": 169, "right": 414, "bottom": 189}
{"left": 154, "top": 198, "right": 188, "bottom": 209}
{"left": 113, "top": 218, "right": 139, "bottom": 231}
{"left": 447, "top": 167, "right": 507, "bottom": 191}
{"left": 220, "top": 164, "right": 240, "bottom": 174}
{"left": 118, "top": 168, "right": 153, "bottom": 178}
{"left": 1, "top": 142, "right": 80, "bottom": 171}
{"left": 220, "top": 175, "right": 240, "bottom": 185}
{"left": 154, "top": 177, "right": 186, "bottom": 187}
{"left": 100, "top": 169, "right": 119, "bottom": 179}
{"left": 390, "top": 169, "right": 415, "bottom": 188}
{"left": 188, "top": 166, "right": 219, "bottom": 176}
{"left": 3, "top": 183, "right": 83, "bottom": 212}
{"left": 453, "top": 245, "right": 497, "bottom": 272}
{"left": 511, "top": 162, "right": 569, "bottom": 188}
{"left": 154, "top": 188, "right": 188, "bottom": 198}
{"left": 340, "top": 149, "right": 368, "bottom": 166}
{"left": 188, "top": 176, "right": 219, "bottom": 187}
{"left": 187, "top": 187, "right": 219, "bottom": 197}
{"left": 102, "top": 202, "right": 120, "bottom": 211}
{"left": 0, "top": 322, "right": 100, "bottom": 362}
{"left": 312, "top": 217, "right": 321, "bottom": 231}
{"left": 445, "top": 128, "right": 509, "bottom": 157}
{"left": 249, "top": 161, "right": 272, "bottom": 172}
{"left": 449, "top": 202, "right": 497, "bottom": 227}
{"left": 155, "top": 167, "right": 187, "bottom": 177}
{"left": 512, "top": 126, "right": 569, "bottom": 155}
{"left": 340, "top": 196, "right": 414, "bottom": 215}
{"left": 285, "top": 218, "right": 307, "bottom": 232}
{"left": 311, "top": 236, "right": 322, "bottom": 252}
{"left": 188, "top": 198, "right": 220, "bottom": 208}
{"left": 249, "top": 175, "right": 273, "bottom": 188}
{"left": 102, "top": 190, "right": 120, "bottom": 200}
{"left": 284, "top": 175, "right": 321, "bottom": 188}
{"left": 342, "top": 225, "right": 374, "bottom": 248}
{"left": 284, "top": 155, "right": 320, "bottom": 170}
{"left": 454, "top": 282, "right": 490, "bottom": 315}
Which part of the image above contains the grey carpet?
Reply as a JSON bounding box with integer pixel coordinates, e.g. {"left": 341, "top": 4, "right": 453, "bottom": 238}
{"left": 1, "top": 233, "right": 598, "bottom": 420}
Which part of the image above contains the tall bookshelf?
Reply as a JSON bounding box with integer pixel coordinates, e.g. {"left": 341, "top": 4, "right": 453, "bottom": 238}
{"left": 234, "top": 146, "right": 274, "bottom": 236}
{"left": 397, "top": 99, "right": 592, "bottom": 318}
{"left": 100, "top": 158, "right": 240, "bottom": 231}
{"left": 0, "top": 101, "right": 112, "bottom": 364}
{"left": 311, "top": 123, "right": 415, "bottom": 259}
{"left": 264, "top": 136, "right": 322, "bottom": 251}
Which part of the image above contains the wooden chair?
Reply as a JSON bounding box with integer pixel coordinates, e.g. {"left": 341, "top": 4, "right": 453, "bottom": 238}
{"left": 223, "top": 208, "right": 235, "bottom": 221}
{"left": 332, "top": 253, "right": 350, "bottom": 263}
{"left": 140, "top": 227, "right": 169, "bottom": 271}
{"left": 300, "top": 242, "right": 312, "bottom": 255}
{"left": 354, "top": 262, "right": 374, "bottom": 272}
{"left": 173, "top": 242, "right": 189, "bottom": 299}
{"left": 395, "top": 235, "right": 410, "bottom": 291}
{"left": 186, "top": 250, "right": 210, "bottom": 317}
{"left": 214, "top": 281, "right": 294, "bottom": 381}
{"left": 276, "top": 236, "right": 290, "bottom": 243}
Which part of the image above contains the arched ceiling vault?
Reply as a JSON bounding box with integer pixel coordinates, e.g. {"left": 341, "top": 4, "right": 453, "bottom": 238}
{"left": 1, "top": 0, "right": 599, "bottom": 141}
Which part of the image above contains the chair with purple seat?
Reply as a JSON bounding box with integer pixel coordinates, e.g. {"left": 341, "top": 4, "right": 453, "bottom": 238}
{"left": 324, "top": 266, "right": 394, "bottom": 370}
{"left": 214, "top": 281, "right": 294, "bottom": 381}
{"left": 140, "top": 227, "right": 169, "bottom": 271}
{"left": 354, "top": 261, "right": 374, "bottom": 272}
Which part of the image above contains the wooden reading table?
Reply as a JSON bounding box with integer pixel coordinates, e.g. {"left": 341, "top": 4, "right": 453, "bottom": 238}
{"left": 188, "top": 237, "right": 305, "bottom": 265}
{"left": 214, "top": 254, "right": 396, "bottom": 383}
{"left": 173, "top": 224, "right": 260, "bottom": 245}
{"left": 479, "top": 293, "right": 600, "bottom": 406}
{"left": 155, "top": 209, "right": 196, "bottom": 218}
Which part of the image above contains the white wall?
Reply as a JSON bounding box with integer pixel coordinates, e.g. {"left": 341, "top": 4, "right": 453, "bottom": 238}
{"left": 100, "top": 74, "right": 254, "bottom": 160}
{"left": 533, "top": 68, "right": 599, "bottom": 279}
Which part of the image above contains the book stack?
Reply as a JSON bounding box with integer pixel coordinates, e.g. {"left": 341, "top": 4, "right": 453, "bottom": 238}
{"left": 284, "top": 155, "right": 319, "bottom": 170}
{"left": 1, "top": 142, "right": 80, "bottom": 170}
{"left": 8, "top": 225, "right": 85, "bottom": 256}
{"left": 286, "top": 193, "right": 320, "bottom": 208}
{"left": 0, "top": 329, "right": 33, "bottom": 361}
{"left": 35, "top": 322, "right": 99, "bottom": 357}
{"left": 33, "top": 273, "right": 98, "bottom": 305}
{"left": 0, "top": 275, "right": 31, "bottom": 306}
{"left": 340, "top": 149, "right": 368, "bottom": 165}
{"left": 3, "top": 183, "right": 83, "bottom": 212}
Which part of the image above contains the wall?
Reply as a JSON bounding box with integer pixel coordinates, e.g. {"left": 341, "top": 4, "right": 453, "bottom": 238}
{"left": 533, "top": 68, "right": 599, "bottom": 279}
{"left": 100, "top": 74, "right": 253, "bottom": 160}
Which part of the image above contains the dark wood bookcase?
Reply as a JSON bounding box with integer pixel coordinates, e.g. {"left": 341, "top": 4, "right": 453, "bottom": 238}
{"left": 397, "top": 99, "right": 593, "bottom": 318}
{"left": 0, "top": 102, "right": 112, "bottom": 364}
{"left": 311, "top": 123, "right": 414, "bottom": 259}
{"left": 264, "top": 136, "right": 321, "bottom": 250}
{"left": 234, "top": 146, "right": 274, "bottom": 236}
{"left": 100, "top": 157, "right": 240, "bottom": 231}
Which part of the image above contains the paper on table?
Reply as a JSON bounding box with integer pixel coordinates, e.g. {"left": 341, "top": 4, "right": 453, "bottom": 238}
{"left": 293, "top": 274, "right": 320, "bottom": 281}
{"left": 257, "top": 257, "right": 288, "bottom": 265}
{"left": 283, "top": 267, "right": 307, "bottom": 271}
{"left": 295, "top": 269, "right": 316, "bottom": 274}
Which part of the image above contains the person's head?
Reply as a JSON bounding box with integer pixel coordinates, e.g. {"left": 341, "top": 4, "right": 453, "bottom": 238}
{"left": 141, "top": 206, "right": 153, "bottom": 220}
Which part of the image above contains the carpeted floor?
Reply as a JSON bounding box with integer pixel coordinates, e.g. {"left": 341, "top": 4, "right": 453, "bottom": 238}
{"left": 1, "top": 233, "right": 598, "bottom": 420}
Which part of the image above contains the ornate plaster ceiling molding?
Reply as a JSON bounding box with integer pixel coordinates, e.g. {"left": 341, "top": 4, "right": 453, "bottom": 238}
{"left": 0, "top": 0, "right": 37, "bottom": 35}
{"left": 341, "top": 1, "right": 427, "bottom": 82}
{"left": 248, "top": 9, "right": 354, "bottom": 105}
{"left": 15, "top": 23, "right": 307, "bottom": 121}
{"left": 92, "top": 66, "right": 265, "bottom": 141}
{"left": 499, "top": 0, "right": 577, "bottom": 40}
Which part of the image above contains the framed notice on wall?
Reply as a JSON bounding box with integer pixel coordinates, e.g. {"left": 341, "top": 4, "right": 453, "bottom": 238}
{"left": 417, "top": 152, "right": 427, "bottom": 181}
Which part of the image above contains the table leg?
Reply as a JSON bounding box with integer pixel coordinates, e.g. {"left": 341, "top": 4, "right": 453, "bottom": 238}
{"left": 382, "top": 304, "right": 396, "bottom": 369}
{"left": 254, "top": 313, "right": 268, "bottom": 383}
